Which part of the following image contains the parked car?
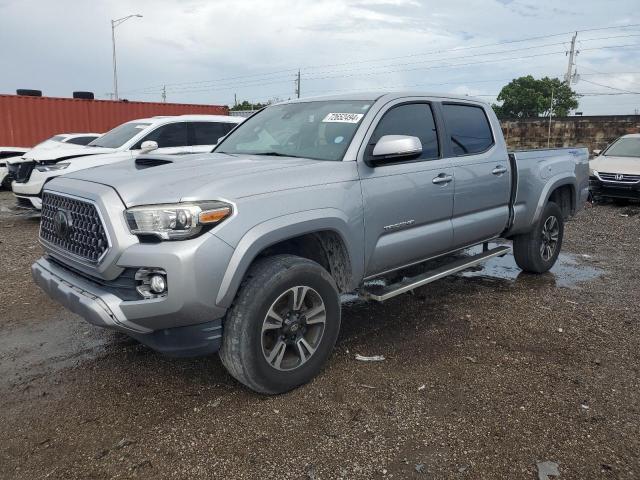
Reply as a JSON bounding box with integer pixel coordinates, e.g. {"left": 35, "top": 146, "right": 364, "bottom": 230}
{"left": 33, "top": 133, "right": 103, "bottom": 149}
{"left": 11, "top": 115, "right": 242, "bottom": 209}
{"left": 589, "top": 134, "right": 640, "bottom": 203}
{"left": 32, "top": 92, "right": 588, "bottom": 394}
{"left": 5, "top": 133, "right": 101, "bottom": 189}
{"left": 0, "top": 147, "right": 28, "bottom": 188}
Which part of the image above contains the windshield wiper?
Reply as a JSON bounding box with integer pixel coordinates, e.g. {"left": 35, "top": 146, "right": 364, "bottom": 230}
{"left": 248, "top": 151, "right": 301, "bottom": 157}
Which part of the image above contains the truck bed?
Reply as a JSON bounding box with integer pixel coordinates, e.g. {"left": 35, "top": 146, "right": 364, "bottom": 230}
{"left": 507, "top": 147, "right": 590, "bottom": 236}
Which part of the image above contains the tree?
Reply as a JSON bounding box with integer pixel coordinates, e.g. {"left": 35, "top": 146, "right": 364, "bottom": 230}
{"left": 230, "top": 100, "right": 270, "bottom": 111}
{"left": 492, "top": 76, "right": 579, "bottom": 119}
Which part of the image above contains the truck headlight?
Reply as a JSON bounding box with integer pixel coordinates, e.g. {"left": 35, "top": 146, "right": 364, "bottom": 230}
{"left": 125, "top": 201, "right": 232, "bottom": 240}
{"left": 35, "top": 162, "right": 70, "bottom": 172}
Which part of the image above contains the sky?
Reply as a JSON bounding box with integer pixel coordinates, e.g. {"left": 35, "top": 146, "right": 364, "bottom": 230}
{"left": 0, "top": 0, "right": 639, "bottom": 115}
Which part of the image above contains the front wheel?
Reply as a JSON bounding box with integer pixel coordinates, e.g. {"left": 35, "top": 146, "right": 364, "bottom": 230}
{"left": 219, "top": 254, "right": 341, "bottom": 394}
{"left": 513, "top": 201, "right": 564, "bottom": 273}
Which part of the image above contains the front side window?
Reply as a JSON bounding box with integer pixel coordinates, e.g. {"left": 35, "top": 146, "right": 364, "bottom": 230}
{"left": 442, "top": 104, "right": 494, "bottom": 156}
{"left": 367, "top": 103, "right": 439, "bottom": 160}
{"left": 191, "top": 122, "right": 236, "bottom": 146}
{"left": 135, "top": 123, "right": 188, "bottom": 148}
{"left": 604, "top": 137, "right": 640, "bottom": 158}
{"left": 89, "top": 122, "right": 151, "bottom": 148}
{"left": 216, "top": 100, "right": 372, "bottom": 161}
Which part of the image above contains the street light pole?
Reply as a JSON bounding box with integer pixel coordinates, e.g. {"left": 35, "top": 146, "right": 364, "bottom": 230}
{"left": 111, "top": 14, "right": 142, "bottom": 101}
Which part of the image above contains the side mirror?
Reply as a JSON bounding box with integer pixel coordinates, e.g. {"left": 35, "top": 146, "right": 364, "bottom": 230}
{"left": 367, "top": 135, "right": 422, "bottom": 166}
{"left": 592, "top": 149, "right": 601, "bottom": 156}
{"left": 140, "top": 140, "right": 158, "bottom": 153}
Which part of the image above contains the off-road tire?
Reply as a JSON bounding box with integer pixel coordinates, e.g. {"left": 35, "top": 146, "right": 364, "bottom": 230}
{"left": 513, "top": 201, "right": 564, "bottom": 273}
{"left": 219, "top": 254, "right": 341, "bottom": 394}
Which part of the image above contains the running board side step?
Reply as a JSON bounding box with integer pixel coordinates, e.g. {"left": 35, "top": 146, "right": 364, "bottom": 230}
{"left": 361, "top": 246, "right": 511, "bottom": 302}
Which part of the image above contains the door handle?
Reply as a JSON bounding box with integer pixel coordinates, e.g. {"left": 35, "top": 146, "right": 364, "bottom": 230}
{"left": 492, "top": 166, "right": 508, "bottom": 175}
{"left": 432, "top": 174, "right": 453, "bottom": 185}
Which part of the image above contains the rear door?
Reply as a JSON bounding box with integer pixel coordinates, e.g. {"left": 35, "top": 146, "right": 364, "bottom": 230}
{"left": 358, "top": 100, "right": 454, "bottom": 276}
{"left": 189, "top": 122, "right": 237, "bottom": 153}
{"left": 442, "top": 103, "right": 510, "bottom": 248}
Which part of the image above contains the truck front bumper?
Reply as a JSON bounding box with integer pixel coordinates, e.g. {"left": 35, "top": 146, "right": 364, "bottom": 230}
{"left": 32, "top": 245, "right": 230, "bottom": 357}
{"left": 590, "top": 176, "right": 640, "bottom": 200}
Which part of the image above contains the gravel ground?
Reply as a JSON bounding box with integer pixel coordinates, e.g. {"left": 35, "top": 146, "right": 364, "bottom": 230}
{"left": 0, "top": 189, "right": 639, "bottom": 479}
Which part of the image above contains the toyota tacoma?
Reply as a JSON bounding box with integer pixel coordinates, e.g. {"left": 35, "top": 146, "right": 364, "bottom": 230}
{"left": 31, "top": 92, "right": 589, "bottom": 394}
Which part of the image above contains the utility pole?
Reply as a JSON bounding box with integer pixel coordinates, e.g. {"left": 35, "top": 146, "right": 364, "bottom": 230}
{"left": 161, "top": 85, "right": 166, "bottom": 103}
{"left": 547, "top": 88, "right": 554, "bottom": 148}
{"left": 234, "top": 93, "right": 237, "bottom": 107}
{"left": 295, "top": 69, "right": 301, "bottom": 99}
{"left": 565, "top": 32, "right": 578, "bottom": 85}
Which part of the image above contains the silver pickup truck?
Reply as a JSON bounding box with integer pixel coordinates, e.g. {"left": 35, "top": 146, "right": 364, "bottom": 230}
{"left": 31, "top": 92, "right": 589, "bottom": 394}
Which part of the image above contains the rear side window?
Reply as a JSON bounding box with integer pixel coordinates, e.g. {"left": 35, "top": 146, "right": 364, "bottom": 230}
{"left": 65, "top": 136, "right": 98, "bottom": 145}
{"left": 191, "top": 122, "right": 236, "bottom": 145}
{"left": 137, "top": 122, "right": 188, "bottom": 148}
{"left": 367, "top": 103, "right": 439, "bottom": 160}
{"left": 442, "top": 104, "right": 494, "bottom": 155}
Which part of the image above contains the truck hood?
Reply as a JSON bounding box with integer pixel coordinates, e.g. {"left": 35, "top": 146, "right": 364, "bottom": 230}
{"left": 57, "top": 153, "right": 355, "bottom": 207}
{"left": 24, "top": 146, "right": 116, "bottom": 162}
{"left": 590, "top": 155, "right": 640, "bottom": 175}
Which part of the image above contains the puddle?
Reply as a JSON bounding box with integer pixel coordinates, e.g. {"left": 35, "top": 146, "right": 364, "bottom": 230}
{"left": 0, "top": 314, "right": 124, "bottom": 389}
{"left": 459, "top": 250, "right": 604, "bottom": 288}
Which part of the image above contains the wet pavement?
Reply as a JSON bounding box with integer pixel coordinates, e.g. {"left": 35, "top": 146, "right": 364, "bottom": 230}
{"left": 1, "top": 190, "right": 639, "bottom": 479}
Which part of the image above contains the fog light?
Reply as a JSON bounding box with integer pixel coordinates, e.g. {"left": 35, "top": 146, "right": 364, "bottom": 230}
{"left": 135, "top": 268, "right": 168, "bottom": 299}
{"left": 150, "top": 274, "right": 166, "bottom": 294}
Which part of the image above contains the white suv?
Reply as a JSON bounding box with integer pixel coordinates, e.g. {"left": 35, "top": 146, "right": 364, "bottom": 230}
{"left": 12, "top": 115, "right": 243, "bottom": 209}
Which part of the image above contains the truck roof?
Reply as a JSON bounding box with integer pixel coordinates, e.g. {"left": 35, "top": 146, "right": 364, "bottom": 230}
{"left": 126, "top": 114, "right": 243, "bottom": 125}
{"left": 281, "top": 91, "right": 489, "bottom": 105}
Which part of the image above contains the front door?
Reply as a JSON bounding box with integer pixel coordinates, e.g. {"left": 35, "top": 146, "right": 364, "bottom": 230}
{"left": 357, "top": 101, "right": 454, "bottom": 276}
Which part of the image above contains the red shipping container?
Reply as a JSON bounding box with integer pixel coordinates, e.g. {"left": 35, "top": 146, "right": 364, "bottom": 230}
{"left": 0, "top": 94, "right": 229, "bottom": 147}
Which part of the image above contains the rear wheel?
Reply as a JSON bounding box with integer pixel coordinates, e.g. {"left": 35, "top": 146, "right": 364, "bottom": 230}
{"left": 513, "top": 201, "right": 564, "bottom": 273}
{"left": 219, "top": 254, "right": 341, "bottom": 394}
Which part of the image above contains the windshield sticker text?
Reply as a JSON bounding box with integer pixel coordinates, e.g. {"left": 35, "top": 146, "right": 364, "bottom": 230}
{"left": 322, "top": 113, "right": 364, "bottom": 123}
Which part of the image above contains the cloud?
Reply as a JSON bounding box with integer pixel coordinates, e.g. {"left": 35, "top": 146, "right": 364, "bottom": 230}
{"left": 0, "top": 0, "right": 638, "bottom": 114}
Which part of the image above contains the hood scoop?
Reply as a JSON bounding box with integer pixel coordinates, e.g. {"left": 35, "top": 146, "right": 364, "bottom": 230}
{"left": 135, "top": 157, "right": 174, "bottom": 169}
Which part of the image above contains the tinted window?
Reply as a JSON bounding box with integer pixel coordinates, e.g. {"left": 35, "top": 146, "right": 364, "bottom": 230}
{"left": 65, "top": 136, "right": 98, "bottom": 145}
{"left": 191, "top": 122, "right": 236, "bottom": 146}
{"left": 442, "top": 104, "right": 494, "bottom": 155}
{"left": 136, "top": 123, "right": 188, "bottom": 148}
{"left": 89, "top": 122, "right": 151, "bottom": 148}
{"left": 367, "top": 103, "right": 439, "bottom": 160}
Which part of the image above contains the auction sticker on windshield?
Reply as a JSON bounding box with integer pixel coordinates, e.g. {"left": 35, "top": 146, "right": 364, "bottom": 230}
{"left": 323, "top": 113, "right": 364, "bottom": 123}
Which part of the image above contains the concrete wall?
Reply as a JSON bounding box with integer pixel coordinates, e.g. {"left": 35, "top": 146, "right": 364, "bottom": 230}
{"left": 500, "top": 115, "right": 640, "bottom": 153}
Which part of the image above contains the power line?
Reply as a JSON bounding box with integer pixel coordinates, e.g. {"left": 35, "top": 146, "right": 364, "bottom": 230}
{"left": 579, "top": 79, "right": 640, "bottom": 94}
{"left": 121, "top": 23, "right": 640, "bottom": 95}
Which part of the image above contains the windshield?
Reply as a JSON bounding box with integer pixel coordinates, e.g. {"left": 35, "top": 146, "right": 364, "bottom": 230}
{"left": 604, "top": 137, "right": 640, "bottom": 158}
{"left": 216, "top": 100, "right": 372, "bottom": 161}
{"left": 88, "top": 122, "right": 150, "bottom": 148}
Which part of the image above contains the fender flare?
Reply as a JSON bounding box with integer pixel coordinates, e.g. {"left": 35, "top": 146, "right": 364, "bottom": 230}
{"left": 215, "top": 208, "right": 363, "bottom": 308}
{"left": 532, "top": 175, "right": 577, "bottom": 225}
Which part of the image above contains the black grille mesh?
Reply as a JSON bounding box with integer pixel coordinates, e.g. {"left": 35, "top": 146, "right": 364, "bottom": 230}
{"left": 40, "top": 193, "right": 109, "bottom": 262}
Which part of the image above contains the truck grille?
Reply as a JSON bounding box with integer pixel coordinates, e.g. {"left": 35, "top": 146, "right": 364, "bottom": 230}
{"left": 40, "top": 192, "right": 109, "bottom": 263}
{"left": 598, "top": 172, "right": 640, "bottom": 184}
{"left": 14, "top": 161, "right": 35, "bottom": 183}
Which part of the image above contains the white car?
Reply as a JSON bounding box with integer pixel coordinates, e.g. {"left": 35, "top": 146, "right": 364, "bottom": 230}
{"left": 5, "top": 133, "right": 101, "bottom": 188}
{"left": 12, "top": 115, "right": 243, "bottom": 209}
{"left": 1, "top": 147, "right": 29, "bottom": 188}
{"left": 32, "top": 133, "right": 102, "bottom": 150}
